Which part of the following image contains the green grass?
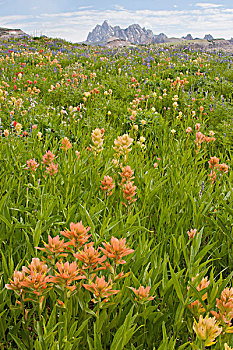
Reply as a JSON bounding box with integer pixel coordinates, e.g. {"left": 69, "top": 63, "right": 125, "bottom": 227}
{"left": 0, "top": 36, "right": 232, "bottom": 349}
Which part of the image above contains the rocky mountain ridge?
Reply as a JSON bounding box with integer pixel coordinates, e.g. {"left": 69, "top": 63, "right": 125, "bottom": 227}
{"left": 86, "top": 21, "right": 216, "bottom": 45}
{"left": 0, "top": 28, "right": 29, "bottom": 39}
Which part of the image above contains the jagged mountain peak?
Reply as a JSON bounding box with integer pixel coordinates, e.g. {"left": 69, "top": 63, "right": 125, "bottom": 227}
{"left": 86, "top": 22, "right": 165, "bottom": 44}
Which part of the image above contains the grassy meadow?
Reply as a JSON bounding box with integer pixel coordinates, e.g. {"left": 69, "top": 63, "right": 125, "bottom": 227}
{"left": 0, "top": 36, "right": 233, "bottom": 349}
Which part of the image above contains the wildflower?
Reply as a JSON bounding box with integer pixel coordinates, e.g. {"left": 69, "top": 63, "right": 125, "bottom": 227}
{"left": 200, "top": 106, "right": 204, "bottom": 112}
{"left": 83, "top": 276, "right": 119, "bottom": 302}
{"left": 208, "top": 156, "right": 219, "bottom": 169}
{"left": 46, "top": 162, "right": 58, "bottom": 176}
{"left": 133, "top": 124, "right": 138, "bottom": 131}
{"left": 209, "top": 130, "right": 215, "bottom": 136}
{"left": 186, "top": 127, "right": 192, "bottom": 133}
{"left": 141, "top": 119, "right": 146, "bottom": 125}
{"left": 15, "top": 122, "right": 22, "bottom": 134}
{"left": 187, "top": 228, "right": 198, "bottom": 239}
{"left": 195, "top": 132, "right": 205, "bottom": 147}
{"left": 119, "top": 165, "right": 134, "bottom": 184}
{"left": 3, "top": 129, "right": 9, "bottom": 137}
{"left": 123, "top": 181, "right": 137, "bottom": 206}
{"left": 21, "top": 258, "right": 51, "bottom": 296}
{"left": 5, "top": 270, "right": 26, "bottom": 293}
{"left": 36, "top": 235, "right": 70, "bottom": 260}
{"left": 113, "top": 134, "right": 133, "bottom": 161}
{"left": 37, "top": 132, "right": 43, "bottom": 140}
{"left": 188, "top": 275, "right": 210, "bottom": 314}
{"left": 218, "top": 163, "right": 229, "bottom": 173}
{"left": 130, "top": 286, "right": 154, "bottom": 302}
{"left": 153, "top": 162, "right": 159, "bottom": 168}
{"left": 49, "top": 261, "right": 85, "bottom": 291}
{"left": 173, "top": 102, "right": 178, "bottom": 108}
{"left": 32, "top": 124, "right": 37, "bottom": 130}
{"left": 100, "top": 175, "right": 115, "bottom": 196}
{"left": 76, "top": 151, "right": 80, "bottom": 159}
{"left": 101, "top": 237, "right": 134, "bottom": 264}
{"left": 211, "top": 288, "right": 233, "bottom": 326}
{"left": 60, "top": 137, "right": 72, "bottom": 152}
{"left": 90, "top": 128, "right": 104, "bottom": 155}
{"left": 195, "top": 123, "right": 201, "bottom": 131}
{"left": 225, "top": 344, "right": 233, "bottom": 350}
{"left": 61, "top": 221, "right": 91, "bottom": 248}
{"left": 193, "top": 315, "right": 222, "bottom": 347}
{"left": 26, "top": 158, "right": 39, "bottom": 173}
{"left": 42, "top": 150, "right": 57, "bottom": 166}
{"left": 171, "top": 129, "right": 176, "bottom": 135}
{"left": 74, "top": 244, "right": 106, "bottom": 273}
{"left": 140, "top": 136, "right": 145, "bottom": 143}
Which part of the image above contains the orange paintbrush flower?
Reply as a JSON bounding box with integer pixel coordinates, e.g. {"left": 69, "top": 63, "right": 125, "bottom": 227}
{"left": 211, "top": 288, "right": 233, "bottom": 326}
{"left": 130, "top": 286, "right": 154, "bottom": 302}
{"left": 42, "top": 150, "right": 57, "bottom": 166}
{"left": 74, "top": 244, "right": 106, "bottom": 273}
{"left": 36, "top": 235, "right": 70, "bottom": 260}
{"left": 49, "top": 261, "right": 85, "bottom": 291}
{"left": 60, "top": 221, "right": 91, "bottom": 248}
{"left": 5, "top": 270, "right": 26, "bottom": 293}
{"left": 20, "top": 258, "right": 51, "bottom": 296}
{"left": 101, "top": 237, "right": 134, "bottom": 264}
{"left": 188, "top": 275, "right": 210, "bottom": 315}
{"left": 60, "top": 137, "right": 72, "bottom": 152}
{"left": 83, "top": 276, "right": 119, "bottom": 302}
{"left": 100, "top": 175, "right": 115, "bottom": 196}
{"left": 119, "top": 165, "right": 135, "bottom": 184}
{"left": 122, "top": 181, "right": 137, "bottom": 206}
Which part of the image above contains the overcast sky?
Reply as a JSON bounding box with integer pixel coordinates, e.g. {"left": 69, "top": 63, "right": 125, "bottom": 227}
{"left": 0, "top": 0, "right": 232, "bottom": 42}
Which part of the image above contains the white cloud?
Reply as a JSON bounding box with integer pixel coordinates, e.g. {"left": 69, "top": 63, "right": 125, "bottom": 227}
{"left": 0, "top": 6, "right": 232, "bottom": 42}
{"left": 195, "top": 3, "right": 223, "bottom": 8}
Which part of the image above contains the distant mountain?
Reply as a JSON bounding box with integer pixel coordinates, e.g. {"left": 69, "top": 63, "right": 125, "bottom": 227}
{"left": 0, "top": 27, "right": 29, "bottom": 39}
{"left": 182, "top": 34, "right": 193, "bottom": 40}
{"left": 204, "top": 34, "right": 214, "bottom": 40}
{"left": 86, "top": 21, "right": 167, "bottom": 44}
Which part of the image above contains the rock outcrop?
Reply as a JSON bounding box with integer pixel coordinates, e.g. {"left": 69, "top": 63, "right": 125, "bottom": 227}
{"left": 0, "top": 28, "right": 29, "bottom": 39}
{"left": 86, "top": 21, "right": 166, "bottom": 44}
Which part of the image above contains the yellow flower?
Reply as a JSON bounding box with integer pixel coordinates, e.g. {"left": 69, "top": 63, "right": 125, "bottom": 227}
{"left": 225, "top": 343, "right": 233, "bottom": 350}
{"left": 141, "top": 119, "right": 146, "bottom": 125}
{"left": 113, "top": 134, "right": 133, "bottom": 160}
{"left": 193, "top": 315, "right": 222, "bottom": 347}
{"left": 37, "top": 132, "right": 43, "bottom": 140}
{"left": 140, "top": 136, "right": 145, "bottom": 143}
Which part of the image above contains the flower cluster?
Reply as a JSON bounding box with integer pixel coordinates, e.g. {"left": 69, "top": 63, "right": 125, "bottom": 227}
{"left": 208, "top": 156, "right": 229, "bottom": 185}
{"left": 60, "top": 137, "right": 72, "bottom": 152}
{"left": 6, "top": 221, "right": 144, "bottom": 309}
{"left": 90, "top": 128, "right": 104, "bottom": 155}
{"left": 100, "top": 175, "right": 115, "bottom": 196}
{"left": 193, "top": 315, "right": 222, "bottom": 347}
{"left": 113, "top": 134, "right": 133, "bottom": 162}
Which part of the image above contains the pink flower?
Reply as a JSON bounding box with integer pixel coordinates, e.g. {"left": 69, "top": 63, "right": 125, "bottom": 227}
{"left": 46, "top": 162, "right": 58, "bottom": 176}
{"left": 187, "top": 228, "right": 198, "bottom": 239}
{"left": 186, "top": 127, "right": 192, "bottom": 133}
{"left": 26, "top": 158, "right": 39, "bottom": 172}
{"left": 195, "top": 123, "right": 201, "bottom": 131}
{"left": 60, "top": 137, "right": 72, "bottom": 152}
{"left": 42, "top": 151, "right": 57, "bottom": 166}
